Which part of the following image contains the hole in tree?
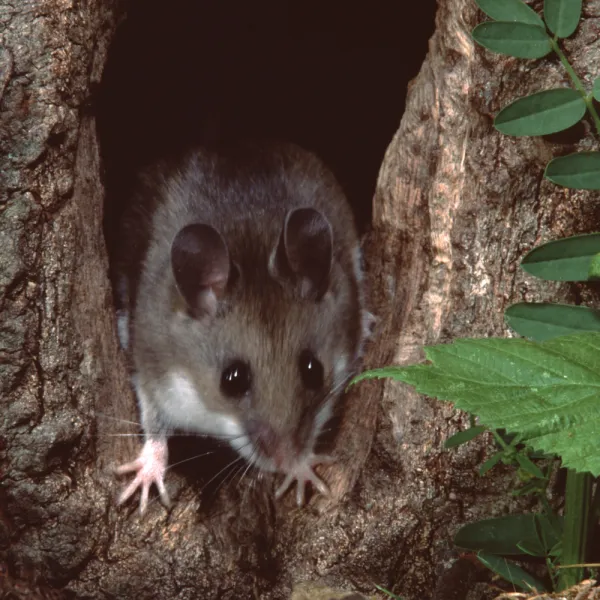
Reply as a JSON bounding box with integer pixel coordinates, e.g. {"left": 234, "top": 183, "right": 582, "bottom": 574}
{"left": 96, "top": 0, "right": 436, "bottom": 493}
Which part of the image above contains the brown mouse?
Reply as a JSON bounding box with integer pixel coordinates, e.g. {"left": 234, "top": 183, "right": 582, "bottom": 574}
{"left": 112, "top": 142, "right": 372, "bottom": 514}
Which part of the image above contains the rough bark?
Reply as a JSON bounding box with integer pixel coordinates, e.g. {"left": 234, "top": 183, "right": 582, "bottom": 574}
{"left": 0, "top": 0, "right": 132, "bottom": 592}
{"left": 2, "top": 0, "right": 600, "bottom": 599}
{"left": 362, "top": 0, "right": 600, "bottom": 597}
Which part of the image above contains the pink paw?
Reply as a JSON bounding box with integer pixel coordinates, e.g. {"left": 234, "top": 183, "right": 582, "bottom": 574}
{"left": 274, "top": 454, "right": 334, "bottom": 506}
{"left": 115, "top": 438, "right": 170, "bottom": 514}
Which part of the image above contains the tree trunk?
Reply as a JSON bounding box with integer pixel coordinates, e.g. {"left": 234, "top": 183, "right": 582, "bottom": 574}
{"left": 2, "top": 0, "right": 598, "bottom": 599}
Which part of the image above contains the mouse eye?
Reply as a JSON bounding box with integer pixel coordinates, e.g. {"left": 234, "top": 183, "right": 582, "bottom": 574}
{"left": 221, "top": 360, "right": 252, "bottom": 397}
{"left": 298, "top": 349, "right": 324, "bottom": 390}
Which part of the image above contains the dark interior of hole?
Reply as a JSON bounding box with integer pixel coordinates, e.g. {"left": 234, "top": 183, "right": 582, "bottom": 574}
{"left": 97, "top": 0, "right": 436, "bottom": 241}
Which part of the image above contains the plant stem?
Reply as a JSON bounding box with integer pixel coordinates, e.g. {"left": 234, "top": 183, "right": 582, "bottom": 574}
{"left": 546, "top": 556, "right": 558, "bottom": 591}
{"left": 550, "top": 37, "right": 600, "bottom": 136}
{"left": 492, "top": 430, "right": 509, "bottom": 450}
{"left": 557, "top": 469, "right": 592, "bottom": 590}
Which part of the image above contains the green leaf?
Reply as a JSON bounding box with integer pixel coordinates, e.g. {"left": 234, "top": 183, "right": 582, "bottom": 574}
{"left": 495, "top": 429, "right": 519, "bottom": 448}
{"left": 559, "top": 469, "right": 592, "bottom": 589}
{"left": 505, "top": 303, "right": 600, "bottom": 341}
{"left": 455, "top": 514, "right": 561, "bottom": 556}
{"left": 549, "top": 542, "right": 562, "bottom": 558}
{"left": 472, "top": 22, "right": 551, "bottom": 59}
{"left": 445, "top": 425, "right": 487, "bottom": 448}
{"left": 515, "top": 453, "right": 546, "bottom": 478}
{"left": 351, "top": 366, "right": 409, "bottom": 386}
{"left": 521, "top": 233, "right": 600, "bottom": 281}
{"left": 475, "top": 0, "right": 544, "bottom": 25}
{"left": 535, "top": 511, "right": 564, "bottom": 549}
{"left": 494, "top": 88, "right": 586, "bottom": 136}
{"left": 517, "top": 540, "right": 544, "bottom": 556}
{"left": 479, "top": 451, "right": 504, "bottom": 475}
{"left": 353, "top": 333, "right": 600, "bottom": 476}
{"left": 589, "top": 253, "right": 600, "bottom": 281}
{"left": 512, "top": 480, "right": 546, "bottom": 496}
{"left": 528, "top": 449, "right": 552, "bottom": 460}
{"left": 477, "top": 553, "right": 548, "bottom": 591}
{"left": 544, "top": 0, "right": 582, "bottom": 38}
{"left": 593, "top": 77, "right": 600, "bottom": 102}
{"left": 374, "top": 585, "right": 405, "bottom": 600}
{"left": 545, "top": 152, "right": 600, "bottom": 190}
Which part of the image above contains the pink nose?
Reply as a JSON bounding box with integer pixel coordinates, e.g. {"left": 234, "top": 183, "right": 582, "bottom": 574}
{"left": 246, "top": 418, "right": 297, "bottom": 470}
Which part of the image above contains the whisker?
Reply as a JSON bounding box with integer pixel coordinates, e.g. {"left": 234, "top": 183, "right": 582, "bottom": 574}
{"left": 166, "top": 450, "right": 218, "bottom": 472}
{"left": 210, "top": 440, "right": 256, "bottom": 493}
{"left": 229, "top": 437, "right": 257, "bottom": 456}
{"left": 328, "top": 374, "right": 354, "bottom": 399}
{"left": 139, "top": 448, "right": 224, "bottom": 513}
{"left": 103, "top": 427, "right": 252, "bottom": 445}
{"left": 208, "top": 461, "right": 242, "bottom": 497}
{"left": 216, "top": 462, "right": 246, "bottom": 495}
{"left": 105, "top": 431, "right": 244, "bottom": 440}
{"left": 200, "top": 455, "right": 245, "bottom": 494}
{"left": 95, "top": 413, "right": 141, "bottom": 427}
{"left": 214, "top": 432, "right": 250, "bottom": 443}
{"left": 312, "top": 375, "right": 352, "bottom": 411}
{"left": 229, "top": 447, "right": 257, "bottom": 489}
{"left": 106, "top": 433, "right": 146, "bottom": 438}
{"left": 236, "top": 452, "right": 257, "bottom": 490}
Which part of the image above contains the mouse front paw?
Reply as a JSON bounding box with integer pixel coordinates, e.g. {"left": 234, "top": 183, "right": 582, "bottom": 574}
{"left": 115, "top": 438, "right": 170, "bottom": 515}
{"left": 275, "top": 453, "right": 335, "bottom": 507}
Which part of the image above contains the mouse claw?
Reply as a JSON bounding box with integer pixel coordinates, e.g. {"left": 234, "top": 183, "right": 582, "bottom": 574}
{"left": 115, "top": 438, "right": 170, "bottom": 515}
{"left": 275, "top": 453, "right": 334, "bottom": 506}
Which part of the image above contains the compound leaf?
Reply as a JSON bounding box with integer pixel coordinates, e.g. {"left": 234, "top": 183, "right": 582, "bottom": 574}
{"left": 495, "top": 88, "right": 585, "bottom": 136}
{"left": 475, "top": 0, "right": 544, "bottom": 25}
{"left": 544, "top": 0, "right": 582, "bottom": 38}
{"left": 521, "top": 233, "right": 600, "bottom": 281}
{"left": 593, "top": 77, "right": 600, "bottom": 102}
{"left": 352, "top": 332, "right": 600, "bottom": 476}
{"left": 545, "top": 152, "right": 600, "bottom": 190}
{"left": 505, "top": 303, "right": 600, "bottom": 341}
{"left": 472, "top": 22, "right": 551, "bottom": 59}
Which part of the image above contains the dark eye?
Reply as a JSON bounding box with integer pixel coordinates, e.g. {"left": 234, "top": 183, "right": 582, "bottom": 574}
{"left": 298, "top": 349, "right": 324, "bottom": 390}
{"left": 221, "top": 360, "right": 252, "bottom": 397}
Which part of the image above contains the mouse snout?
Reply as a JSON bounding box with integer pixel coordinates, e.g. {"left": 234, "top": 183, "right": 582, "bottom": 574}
{"left": 246, "top": 418, "right": 299, "bottom": 470}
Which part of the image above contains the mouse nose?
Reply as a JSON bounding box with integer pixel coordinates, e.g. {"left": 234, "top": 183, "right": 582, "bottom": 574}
{"left": 246, "top": 418, "right": 296, "bottom": 470}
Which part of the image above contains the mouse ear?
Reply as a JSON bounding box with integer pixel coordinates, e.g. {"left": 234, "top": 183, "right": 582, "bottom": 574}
{"left": 171, "top": 223, "right": 230, "bottom": 317}
{"left": 272, "top": 207, "right": 333, "bottom": 300}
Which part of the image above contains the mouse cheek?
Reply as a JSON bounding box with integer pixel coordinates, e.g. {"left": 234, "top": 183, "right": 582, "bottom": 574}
{"left": 333, "top": 352, "right": 351, "bottom": 381}
{"left": 236, "top": 395, "right": 252, "bottom": 412}
{"left": 306, "top": 406, "right": 329, "bottom": 446}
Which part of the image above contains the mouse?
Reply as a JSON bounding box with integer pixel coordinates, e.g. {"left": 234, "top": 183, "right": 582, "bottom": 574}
{"left": 110, "top": 141, "right": 372, "bottom": 514}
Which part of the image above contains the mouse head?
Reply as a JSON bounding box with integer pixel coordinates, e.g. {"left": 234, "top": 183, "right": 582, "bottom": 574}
{"left": 168, "top": 206, "right": 366, "bottom": 503}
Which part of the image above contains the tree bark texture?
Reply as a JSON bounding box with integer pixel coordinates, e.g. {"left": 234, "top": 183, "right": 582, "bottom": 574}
{"left": 0, "top": 0, "right": 132, "bottom": 592}
{"left": 2, "top": 0, "right": 600, "bottom": 599}
{"left": 363, "top": 0, "right": 600, "bottom": 597}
